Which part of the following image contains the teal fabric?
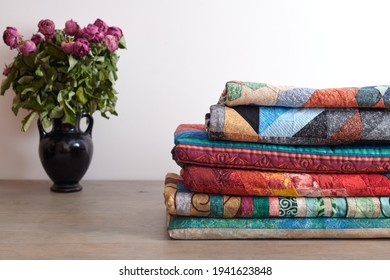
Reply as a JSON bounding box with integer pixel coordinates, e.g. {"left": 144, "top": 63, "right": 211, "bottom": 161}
{"left": 174, "top": 128, "right": 390, "bottom": 157}
{"left": 253, "top": 197, "right": 269, "bottom": 217}
{"left": 210, "top": 195, "right": 224, "bottom": 217}
{"left": 168, "top": 216, "right": 390, "bottom": 230}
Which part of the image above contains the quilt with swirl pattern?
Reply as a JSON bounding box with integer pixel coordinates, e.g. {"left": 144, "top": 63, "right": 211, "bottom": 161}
{"left": 165, "top": 173, "right": 390, "bottom": 218}
{"left": 172, "top": 124, "right": 390, "bottom": 173}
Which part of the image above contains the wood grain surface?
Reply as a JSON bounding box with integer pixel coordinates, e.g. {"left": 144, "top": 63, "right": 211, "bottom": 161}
{"left": 0, "top": 180, "right": 389, "bottom": 260}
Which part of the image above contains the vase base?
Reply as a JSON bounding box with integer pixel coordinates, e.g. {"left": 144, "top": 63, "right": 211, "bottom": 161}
{"left": 51, "top": 183, "right": 82, "bottom": 193}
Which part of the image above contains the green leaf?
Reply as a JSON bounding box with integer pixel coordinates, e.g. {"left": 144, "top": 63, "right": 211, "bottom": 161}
{"left": 63, "top": 102, "right": 76, "bottom": 125}
{"left": 56, "top": 31, "right": 62, "bottom": 45}
{"left": 17, "top": 76, "right": 34, "bottom": 85}
{"left": 11, "top": 95, "right": 22, "bottom": 115}
{"left": 67, "top": 91, "right": 75, "bottom": 102}
{"left": 37, "top": 95, "right": 42, "bottom": 105}
{"left": 76, "top": 87, "right": 88, "bottom": 105}
{"left": 98, "top": 70, "right": 107, "bottom": 81}
{"left": 40, "top": 56, "right": 50, "bottom": 64}
{"left": 21, "top": 111, "right": 37, "bottom": 132}
{"left": 45, "top": 43, "right": 66, "bottom": 60}
{"left": 119, "top": 36, "right": 127, "bottom": 49}
{"left": 108, "top": 71, "right": 116, "bottom": 84}
{"left": 22, "top": 55, "right": 35, "bottom": 68}
{"left": 42, "top": 117, "right": 52, "bottom": 128}
{"left": 20, "top": 87, "right": 35, "bottom": 96}
{"left": 46, "top": 68, "right": 57, "bottom": 83}
{"left": 85, "top": 78, "right": 92, "bottom": 90}
{"left": 31, "top": 79, "right": 45, "bottom": 91}
{"left": 89, "top": 100, "right": 97, "bottom": 113}
{"left": 35, "top": 66, "right": 44, "bottom": 77}
{"left": 49, "top": 105, "right": 64, "bottom": 119}
{"left": 68, "top": 55, "right": 78, "bottom": 72}
{"left": 1, "top": 76, "right": 12, "bottom": 95}
{"left": 95, "top": 56, "right": 105, "bottom": 63}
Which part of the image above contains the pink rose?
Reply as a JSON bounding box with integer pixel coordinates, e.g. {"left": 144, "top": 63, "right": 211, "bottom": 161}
{"left": 75, "top": 28, "right": 85, "bottom": 39}
{"left": 3, "top": 27, "right": 21, "bottom": 49}
{"left": 61, "top": 41, "right": 74, "bottom": 54}
{"left": 107, "top": 26, "right": 123, "bottom": 40}
{"left": 94, "top": 19, "right": 109, "bottom": 33}
{"left": 31, "top": 34, "right": 43, "bottom": 45}
{"left": 38, "top": 19, "right": 55, "bottom": 36}
{"left": 73, "top": 38, "right": 89, "bottom": 57}
{"left": 83, "top": 24, "right": 103, "bottom": 42}
{"left": 19, "top": 40, "right": 37, "bottom": 55}
{"left": 103, "top": 35, "right": 119, "bottom": 52}
{"left": 2, "top": 64, "right": 11, "bottom": 76}
{"left": 64, "top": 19, "right": 80, "bottom": 36}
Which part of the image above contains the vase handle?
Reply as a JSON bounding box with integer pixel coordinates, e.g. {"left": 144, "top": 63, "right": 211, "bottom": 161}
{"left": 81, "top": 113, "right": 94, "bottom": 136}
{"left": 37, "top": 119, "right": 47, "bottom": 139}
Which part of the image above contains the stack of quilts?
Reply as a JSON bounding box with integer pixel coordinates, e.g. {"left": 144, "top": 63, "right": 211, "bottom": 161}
{"left": 165, "top": 81, "right": 390, "bottom": 239}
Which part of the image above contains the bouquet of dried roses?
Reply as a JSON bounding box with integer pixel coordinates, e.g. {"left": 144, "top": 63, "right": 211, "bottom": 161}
{"left": 1, "top": 18, "right": 126, "bottom": 131}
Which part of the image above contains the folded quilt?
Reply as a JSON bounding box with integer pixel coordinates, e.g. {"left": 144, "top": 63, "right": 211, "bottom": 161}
{"left": 207, "top": 104, "right": 390, "bottom": 145}
{"left": 180, "top": 166, "right": 390, "bottom": 197}
{"left": 219, "top": 81, "right": 390, "bottom": 108}
{"left": 165, "top": 173, "right": 390, "bottom": 218}
{"left": 167, "top": 215, "right": 390, "bottom": 239}
{"left": 173, "top": 124, "right": 390, "bottom": 173}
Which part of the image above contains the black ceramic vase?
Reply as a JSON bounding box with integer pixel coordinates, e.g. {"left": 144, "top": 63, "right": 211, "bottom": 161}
{"left": 38, "top": 113, "right": 94, "bottom": 193}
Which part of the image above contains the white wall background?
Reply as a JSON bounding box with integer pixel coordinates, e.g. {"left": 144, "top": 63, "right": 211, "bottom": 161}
{"left": 1, "top": 0, "right": 390, "bottom": 180}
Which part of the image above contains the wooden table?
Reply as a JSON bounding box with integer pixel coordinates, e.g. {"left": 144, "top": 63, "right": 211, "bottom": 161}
{"left": 0, "top": 180, "right": 389, "bottom": 259}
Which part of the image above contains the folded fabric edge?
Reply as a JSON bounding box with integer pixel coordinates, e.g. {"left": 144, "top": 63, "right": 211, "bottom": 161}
{"left": 220, "top": 81, "right": 390, "bottom": 109}
{"left": 168, "top": 227, "right": 390, "bottom": 239}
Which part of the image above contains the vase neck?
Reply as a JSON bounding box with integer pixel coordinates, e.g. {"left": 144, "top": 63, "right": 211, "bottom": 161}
{"left": 53, "top": 119, "right": 78, "bottom": 133}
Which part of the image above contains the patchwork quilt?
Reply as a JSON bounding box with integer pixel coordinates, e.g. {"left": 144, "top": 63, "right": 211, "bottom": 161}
{"left": 219, "top": 81, "right": 390, "bottom": 108}
{"left": 180, "top": 166, "right": 390, "bottom": 197}
{"left": 165, "top": 173, "right": 390, "bottom": 218}
{"left": 207, "top": 104, "right": 390, "bottom": 145}
{"left": 167, "top": 215, "right": 390, "bottom": 239}
{"left": 173, "top": 124, "right": 390, "bottom": 173}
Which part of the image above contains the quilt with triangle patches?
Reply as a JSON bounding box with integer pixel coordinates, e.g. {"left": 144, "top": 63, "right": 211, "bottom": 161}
{"left": 219, "top": 81, "right": 390, "bottom": 108}
{"left": 207, "top": 104, "right": 390, "bottom": 145}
